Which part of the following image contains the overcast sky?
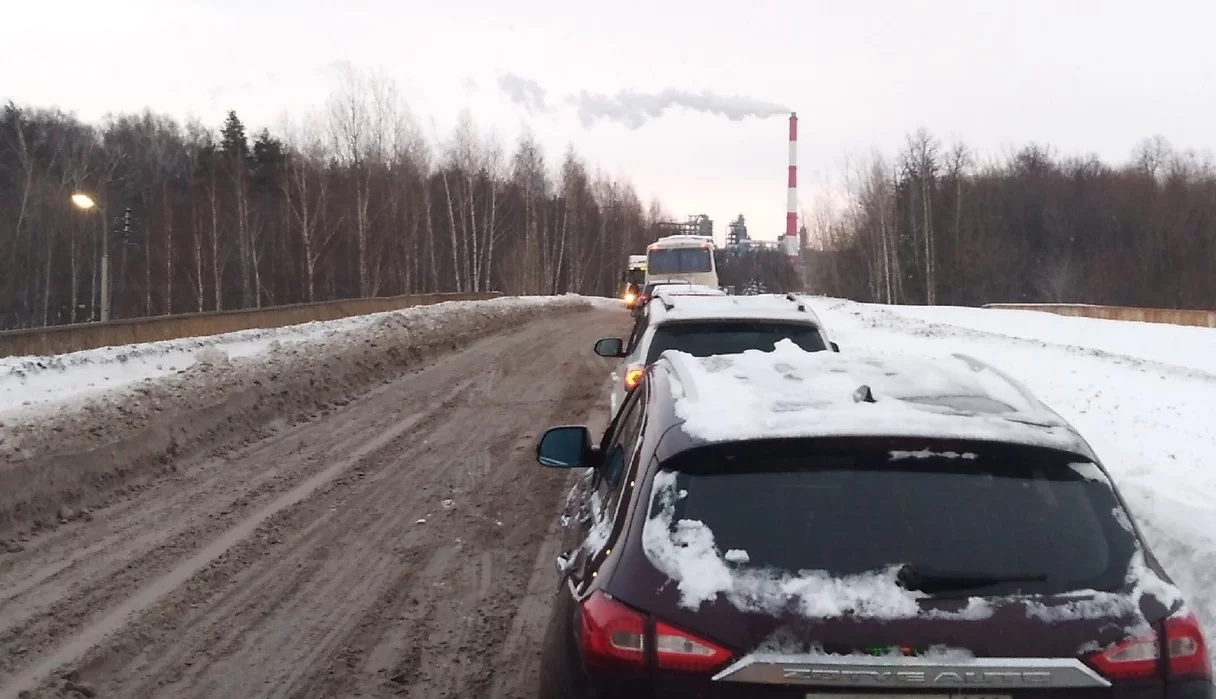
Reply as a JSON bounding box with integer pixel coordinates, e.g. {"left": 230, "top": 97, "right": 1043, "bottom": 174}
{"left": 6, "top": 0, "right": 1216, "bottom": 243}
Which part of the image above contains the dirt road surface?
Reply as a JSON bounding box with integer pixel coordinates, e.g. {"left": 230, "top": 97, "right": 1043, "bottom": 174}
{"left": 0, "top": 308, "right": 629, "bottom": 699}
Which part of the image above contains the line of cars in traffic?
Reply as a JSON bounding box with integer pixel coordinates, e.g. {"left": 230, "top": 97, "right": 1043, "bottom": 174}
{"left": 531, "top": 287, "right": 1214, "bottom": 699}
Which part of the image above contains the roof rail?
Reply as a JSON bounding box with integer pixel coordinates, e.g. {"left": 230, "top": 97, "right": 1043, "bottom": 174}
{"left": 950, "top": 353, "right": 1047, "bottom": 412}
{"left": 785, "top": 292, "right": 808, "bottom": 312}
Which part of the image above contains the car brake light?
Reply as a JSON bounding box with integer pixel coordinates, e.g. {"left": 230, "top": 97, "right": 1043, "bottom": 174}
{"left": 578, "top": 592, "right": 734, "bottom": 674}
{"left": 654, "top": 620, "right": 733, "bottom": 672}
{"left": 579, "top": 591, "right": 646, "bottom": 671}
{"left": 624, "top": 367, "right": 645, "bottom": 391}
{"left": 1165, "top": 611, "right": 1212, "bottom": 681}
{"left": 1087, "top": 610, "right": 1212, "bottom": 681}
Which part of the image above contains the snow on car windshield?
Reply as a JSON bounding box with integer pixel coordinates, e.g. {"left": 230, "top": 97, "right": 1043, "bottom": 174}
{"left": 640, "top": 444, "right": 1176, "bottom": 622}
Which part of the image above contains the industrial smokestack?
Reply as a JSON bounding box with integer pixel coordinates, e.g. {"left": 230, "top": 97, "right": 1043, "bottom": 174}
{"left": 785, "top": 112, "right": 798, "bottom": 258}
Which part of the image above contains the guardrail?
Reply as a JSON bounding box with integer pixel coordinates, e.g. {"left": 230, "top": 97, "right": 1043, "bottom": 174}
{"left": 983, "top": 303, "right": 1216, "bottom": 328}
{"left": 0, "top": 291, "right": 503, "bottom": 358}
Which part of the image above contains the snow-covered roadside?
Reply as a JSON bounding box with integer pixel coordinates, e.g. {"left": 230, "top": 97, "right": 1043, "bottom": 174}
{"left": 0, "top": 294, "right": 616, "bottom": 419}
{"left": 805, "top": 296, "right": 1216, "bottom": 662}
{"left": 877, "top": 302, "right": 1216, "bottom": 374}
{"left": 0, "top": 294, "right": 601, "bottom": 533}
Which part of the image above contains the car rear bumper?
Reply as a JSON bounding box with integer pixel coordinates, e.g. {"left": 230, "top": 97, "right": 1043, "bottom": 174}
{"left": 1169, "top": 680, "right": 1216, "bottom": 699}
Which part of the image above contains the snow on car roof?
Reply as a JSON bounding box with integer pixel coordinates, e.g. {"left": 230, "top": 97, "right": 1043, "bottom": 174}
{"left": 652, "top": 285, "right": 726, "bottom": 297}
{"left": 662, "top": 341, "right": 1088, "bottom": 453}
{"left": 650, "top": 294, "right": 824, "bottom": 324}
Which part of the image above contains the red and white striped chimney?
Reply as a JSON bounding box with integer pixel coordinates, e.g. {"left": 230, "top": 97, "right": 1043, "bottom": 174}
{"left": 785, "top": 112, "right": 799, "bottom": 258}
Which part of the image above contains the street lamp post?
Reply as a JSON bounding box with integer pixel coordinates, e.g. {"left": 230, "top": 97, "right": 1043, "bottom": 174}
{"left": 71, "top": 193, "right": 110, "bottom": 322}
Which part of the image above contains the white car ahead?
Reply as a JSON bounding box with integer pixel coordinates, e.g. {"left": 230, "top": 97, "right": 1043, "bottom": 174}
{"left": 594, "top": 292, "right": 839, "bottom": 417}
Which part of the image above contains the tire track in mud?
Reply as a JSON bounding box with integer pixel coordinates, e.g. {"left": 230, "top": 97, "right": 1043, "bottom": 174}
{"left": 0, "top": 307, "right": 628, "bottom": 699}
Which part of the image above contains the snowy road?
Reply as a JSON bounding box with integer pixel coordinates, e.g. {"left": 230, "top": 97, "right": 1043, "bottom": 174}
{"left": 1, "top": 295, "right": 1213, "bottom": 696}
{"left": 811, "top": 297, "right": 1216, "bottom": 665}
{"left": 0, "top": 303, "right": 628, "bottom": 699}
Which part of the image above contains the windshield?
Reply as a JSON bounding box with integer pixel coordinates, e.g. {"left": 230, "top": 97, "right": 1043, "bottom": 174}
{"left": 626, "top": 268, "right": 646, "bottom": 285}
{"left": 652, "top": 440, "right": 1136, "bottom": 597}
{"left": 648, "top": 248, "right": 713, "bottom": 275}
{"left": 645, "top": 321, "right": 826, "bottom": 363}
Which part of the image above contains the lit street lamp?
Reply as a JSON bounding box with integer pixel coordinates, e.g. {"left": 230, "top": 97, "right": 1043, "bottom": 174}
{"left": 71, "top": 192, "right": 110, "bottom": 322}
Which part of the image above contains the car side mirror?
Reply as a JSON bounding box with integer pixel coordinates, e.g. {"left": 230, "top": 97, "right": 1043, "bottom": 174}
{"left": 594, "top": 337, "right": 625, "bottom": 358}
{"left": 830, "top": 341, "right": 840, "bottom": 353}
{"left": 537, "top": 425, "right": 594, "bottom": 468}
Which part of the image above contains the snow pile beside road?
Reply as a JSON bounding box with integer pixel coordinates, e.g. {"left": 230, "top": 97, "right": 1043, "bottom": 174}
{"left": 0, "top": 295, "right": 597, "bottom": 533}
{"left": 0, "top": 295, "right": 595, "bottom": 418}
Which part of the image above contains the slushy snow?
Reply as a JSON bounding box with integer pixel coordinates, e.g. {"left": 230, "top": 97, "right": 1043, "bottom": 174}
{"left": 0, "top": 295, "right": 613, "bottom": 418}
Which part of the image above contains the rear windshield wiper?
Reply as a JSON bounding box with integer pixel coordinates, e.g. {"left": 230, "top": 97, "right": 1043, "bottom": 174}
{"left": 896, "top": 563, "right": 1047, "bottom": 594}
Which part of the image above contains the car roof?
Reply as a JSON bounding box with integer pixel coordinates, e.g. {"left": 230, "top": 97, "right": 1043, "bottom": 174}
{"left": 645, "top": 293, "right": 825, "bottom": 326}
{"left": 651, "top": 285, "right": 726, "bottom": 298}
{"left": 645, "top": 346, "right": 1094, "bottom": 459}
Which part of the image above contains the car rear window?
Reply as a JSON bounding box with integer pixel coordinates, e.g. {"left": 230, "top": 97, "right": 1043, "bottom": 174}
{"left": 645, "top": 321, "right": 827, "bottom": 364}
{"left": 651, "top": 440, "right": 1137, "bottom": 597}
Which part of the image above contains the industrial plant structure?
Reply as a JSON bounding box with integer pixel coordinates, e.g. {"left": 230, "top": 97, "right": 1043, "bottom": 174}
{"left": 656, "top": 214, "right": 713, "bottom": 240}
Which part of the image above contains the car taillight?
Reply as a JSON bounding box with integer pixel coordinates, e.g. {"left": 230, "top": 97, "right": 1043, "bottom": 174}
{"left": 579, "top": 591, "right": 646, "bottom": 671}
{"left": 1087, "top": 610, "right": 1212, "bottom": 681}
{"left": 655, "top": 620, "right": 733, "bottom": 672}
{"left": 624, "top": 367, "right": 645, "bottom": 391}
{"left": 578, "top": 592, "right": 733, "bottom": 674}
{"left": 1165, "top": 611, "right": 1212, "bottom": 681}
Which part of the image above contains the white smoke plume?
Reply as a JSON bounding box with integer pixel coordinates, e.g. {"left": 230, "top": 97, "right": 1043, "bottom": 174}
{"left": 569, "top": 87, "right": 789, "bottom": 129}
{"left": 497, "top": 73, "right": 548, "bottom": 114}
{"left": 495, "top": 73, "right": 788, "bottom": 129}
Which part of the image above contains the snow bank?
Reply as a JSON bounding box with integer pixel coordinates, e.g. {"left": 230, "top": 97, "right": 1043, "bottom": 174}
{"left": 0, "top": 295, "right": 593, "bottom": 418}
{"left": 806, "top": 296, "right": 1216, "bottom": 664}
{"left": 879, "top": 302, "right": 1216, "bottom": 375}
{"left": 0, "top": 295, "right": 595, "bottom": 533}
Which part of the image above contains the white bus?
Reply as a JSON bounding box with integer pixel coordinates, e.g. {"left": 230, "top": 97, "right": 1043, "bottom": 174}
{"left": 645, "top": 235, "right": 718, "bottom": 289}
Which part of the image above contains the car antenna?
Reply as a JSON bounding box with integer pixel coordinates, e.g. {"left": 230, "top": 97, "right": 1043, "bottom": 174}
{"left": 853, "top": 385, "right": 876, "bottom": 403}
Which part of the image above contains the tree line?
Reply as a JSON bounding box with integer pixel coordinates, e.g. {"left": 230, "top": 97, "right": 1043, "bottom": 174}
{"left": 806, "top": 130, "right": 1216, "bottom": 310}
{"left": 0, "top": 68, "right": 667, "bottom": 330}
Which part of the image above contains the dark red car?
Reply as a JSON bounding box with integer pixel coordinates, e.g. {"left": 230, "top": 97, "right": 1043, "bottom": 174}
{"left": 534, "top": 348, "right": 1213, "bottom": 699}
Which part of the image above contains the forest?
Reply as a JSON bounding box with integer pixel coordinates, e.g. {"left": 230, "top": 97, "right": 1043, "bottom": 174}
{"left": 806, "top": 130, "right": 1216, "bottom": 311}
{"left": 0, "top": 68, "right": 664, "bottom": 330}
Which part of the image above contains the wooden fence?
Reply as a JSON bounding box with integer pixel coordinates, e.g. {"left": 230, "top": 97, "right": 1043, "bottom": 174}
{"left": 983, "top": 303, "right": 1216, "bottom": 328}
{"left": 0, "top": 292, "right": 502, "bottom": 358}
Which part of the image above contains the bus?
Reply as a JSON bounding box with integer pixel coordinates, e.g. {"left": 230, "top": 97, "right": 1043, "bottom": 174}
{"left": 645, "top": 235, "right": 718, "bottom": 289}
